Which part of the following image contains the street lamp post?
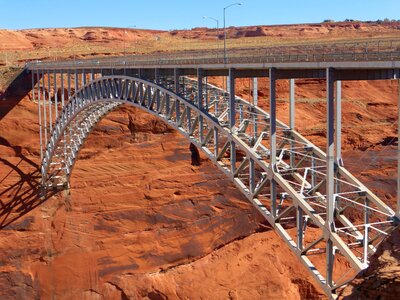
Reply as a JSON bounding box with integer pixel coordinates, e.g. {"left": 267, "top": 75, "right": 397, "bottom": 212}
{"left": 203, "top": 16, "right": 220, "bottom": 59}
{"left": 223, "top": 2, "right": 242, "bottom": 64}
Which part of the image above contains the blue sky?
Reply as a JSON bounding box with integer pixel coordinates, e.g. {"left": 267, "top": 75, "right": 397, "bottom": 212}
{"left": 1, "top": 0, "right": 399, "bottom": 30}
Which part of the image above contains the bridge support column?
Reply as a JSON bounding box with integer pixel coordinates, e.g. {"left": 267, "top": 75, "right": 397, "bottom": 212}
{"left": 60, "top": 69, "right": 67, "bottom": 163}
{"left": 226, "top": 75, "right": 230, "bottom": 96}
{"left": 326, "top": 67, "right": 335, "bottom": 229}
{"left": 297, "top": 207, "right": 304, "bottom": 250}
{"left": 269, "top": 68, "right": 277, "bottom": 217}
{"left": 249, "top": 158, "right": 255, "bottom": 194}
{"left": 174, "top": 69, "right": 182, "bottom": 123}
{"left": 36, "top": 70, "right": 43, "bottom": 162}
{"left": 289, "top": 78, "right": 295, "bottom": 168}
{"left": 229, "top": 68, "right": 236, "bottom": 173}
{"left": 47, "top": 70, "right": 52, "bottom": 132}
{"left": 74, "top": 70, "right": 78, "bottom": 94}
{"left": 60, "top": 70, "right": 64, "bottom": 107}
{"left": 42, "top": 70, "right": 48, "bottom": 147}
{"left": 253, "top": 78, "right": 258, "bottom": 140}
{"left": 67, "top": 70, "right": 71, "bottom": 99}
{"left": 31, "top": 70, "right": 35, "bottom": 102}
{"left": 335, "top": 80, "right": 343, "bottom": 195}
{"left": 198, "top": 68, "right": 204, "bottom": 143}
{"left": 228, "top": 68, "right": 236, "bottom": 128}
{"left": 173, "top": 68, "right": 180, "bottom": 94}
{"left": 336, "top": 80, "right": 343, "bottom": 167}
{"left": 53, "top": 70, "right": 58, "bottom": 119}
{"left": 82, "top": 69, "right": 86, "bottom": 86}
{"left": 204, "top": 76, "right": 208, "bottom": 110}
{"left": 155, "top": 69, "right": 161, "bottom": 111}
{"left": 326, "top": 67, "right": 335, "bottom": 288}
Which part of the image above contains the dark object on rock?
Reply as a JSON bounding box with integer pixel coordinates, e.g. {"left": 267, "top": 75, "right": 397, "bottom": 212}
{"left": 189, "top": 143, "right": 201, "bottom": 166}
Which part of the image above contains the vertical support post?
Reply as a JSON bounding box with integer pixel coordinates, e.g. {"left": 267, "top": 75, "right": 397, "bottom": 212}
{"left": 326, "top": 67, "right": 335, "bottom": 229}
{"left": 326, "top": 67, "right": 335, "bottom": 288}
{"left": 155, "top": 69, "right": 160, "bottom": 111}
{"left": 42, "top": 70, "right": 48, "bottom": 146}
{"left": 252, "top": 78, "right": 258, "bottom": 140}
{"left": 60, "top": 70, "right": 64, "bottom": 107}
{"left": 289, "top": 78, "right": 295, "bottom": 168}
{"left": 174, "top": 68, "right": 180, "bottom": 94}
{"left": 335, "top": 80, "right": 342, "bottom": 194}
{"left": 182, "top": 76, "right": 186, "bottom": 96}
{"left": 215, "top": 89, "right": 219, "bottom": 116}
{"left": 249, "top": 158, "right": 255, "bottom": 194}
{"left": 269, "top": 68, "right": 277, "bottom": 167}
{"left": 311, "top": 153, "right": 316, "bottom": 188}
{"left": 363, "top": 225, "right": 369, "bottom": 264}
{"left": 90, "top": 69, "right": 94, "bottom": 81}
{"left": 155, "top": 68, "right": 160, "bottom": 84}
{"left": 269, "top": 68, "right": 277, "bottom": 217}
{"left": 37, "top": 70, "right": 43, "bottom": 162}
{"left": 82, "top": 69, "right": 86, "bottom": 86}
{"left": 197, "top": 68, "right": 204, "bottom": 143}
{"left": 67, "top": 70, "right": 71, "bottom": 100}
{"left": 47, "top": 70, "right": 52, "bottom": 132}
{"left": 326, "top": 239, "right": 335, "bottom": 288}
{"left": 205, "top": 76, "right": 208, "bottom": 110}
{"left": 364, "top": 197, "right": 370, "bottom": 264}
{"left": 53, "top": 70, "right": 58, "bottom": 119}
{"left": 165, "top": 94, "right": 170, "bottom": 117}
{"left": 289, "top": 79, "right": 295, "bottom": 130}
{"left": 214, "top": 127, "right": 219, "bottom": 158}
{"left": 187, "top": 107, "right": 191, "bottom": 133}
{"left": 175, "top": 99, "right": 181, "bottom": 124}
{"left": 60, "top": 69, "right": 66, "bottom": 162}
{"left": 231, "top": 140, "right": 236, "bottom": 174}
{"left": 74, "top": 69, "right": 78, "bottom": 94}
{"left": 228, "top": 68, "right": 236, "bottom": 174}
{"left": 253, "top": 77, "right": 258, "bottom": 106}
{"left": 174, "top": 70, "right": 181, "bottom": 124}
{"left": 31, "top": 70, "right": 35, "bottom": 102}
{"left": 197, "top": 68, "right": 203, "bottom": 108}
{"left": 228, "top": 68, "right": 235, "bottom": 129}
{"left": 335, "top": 80, "right": 342, "bottom": 166}
{"left": 297, "top": 207, "right": 304, "bottom": 250}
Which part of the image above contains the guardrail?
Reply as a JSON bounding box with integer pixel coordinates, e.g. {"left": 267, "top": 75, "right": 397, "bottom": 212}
{"left": 26, "top": 39, "right": 400, "bottom": 69}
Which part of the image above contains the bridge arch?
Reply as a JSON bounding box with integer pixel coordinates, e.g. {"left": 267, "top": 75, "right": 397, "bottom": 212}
{"left": 42, "top": 75, "right": 270, "bottom": 193}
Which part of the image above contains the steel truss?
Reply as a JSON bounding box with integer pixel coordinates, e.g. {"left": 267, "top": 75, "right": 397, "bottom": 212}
{"left": 32, "top": 72, "right": 398, "bottom": 299}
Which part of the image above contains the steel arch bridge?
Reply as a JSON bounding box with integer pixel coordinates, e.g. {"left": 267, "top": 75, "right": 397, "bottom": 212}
{"left": 27, "top": 49, "right": 400, "bottom": 299}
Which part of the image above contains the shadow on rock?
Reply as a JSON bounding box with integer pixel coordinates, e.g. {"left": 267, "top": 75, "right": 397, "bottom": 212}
{"left": 0, "top": 137, "right": 58, "bottom": 229}
{"left": 0, "top": 68, "right": 35, "bottom": 121}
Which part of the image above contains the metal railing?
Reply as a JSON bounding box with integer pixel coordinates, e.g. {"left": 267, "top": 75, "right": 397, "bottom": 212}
{"left": 26, "top": 39, "right": 400, "bottom": 70}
